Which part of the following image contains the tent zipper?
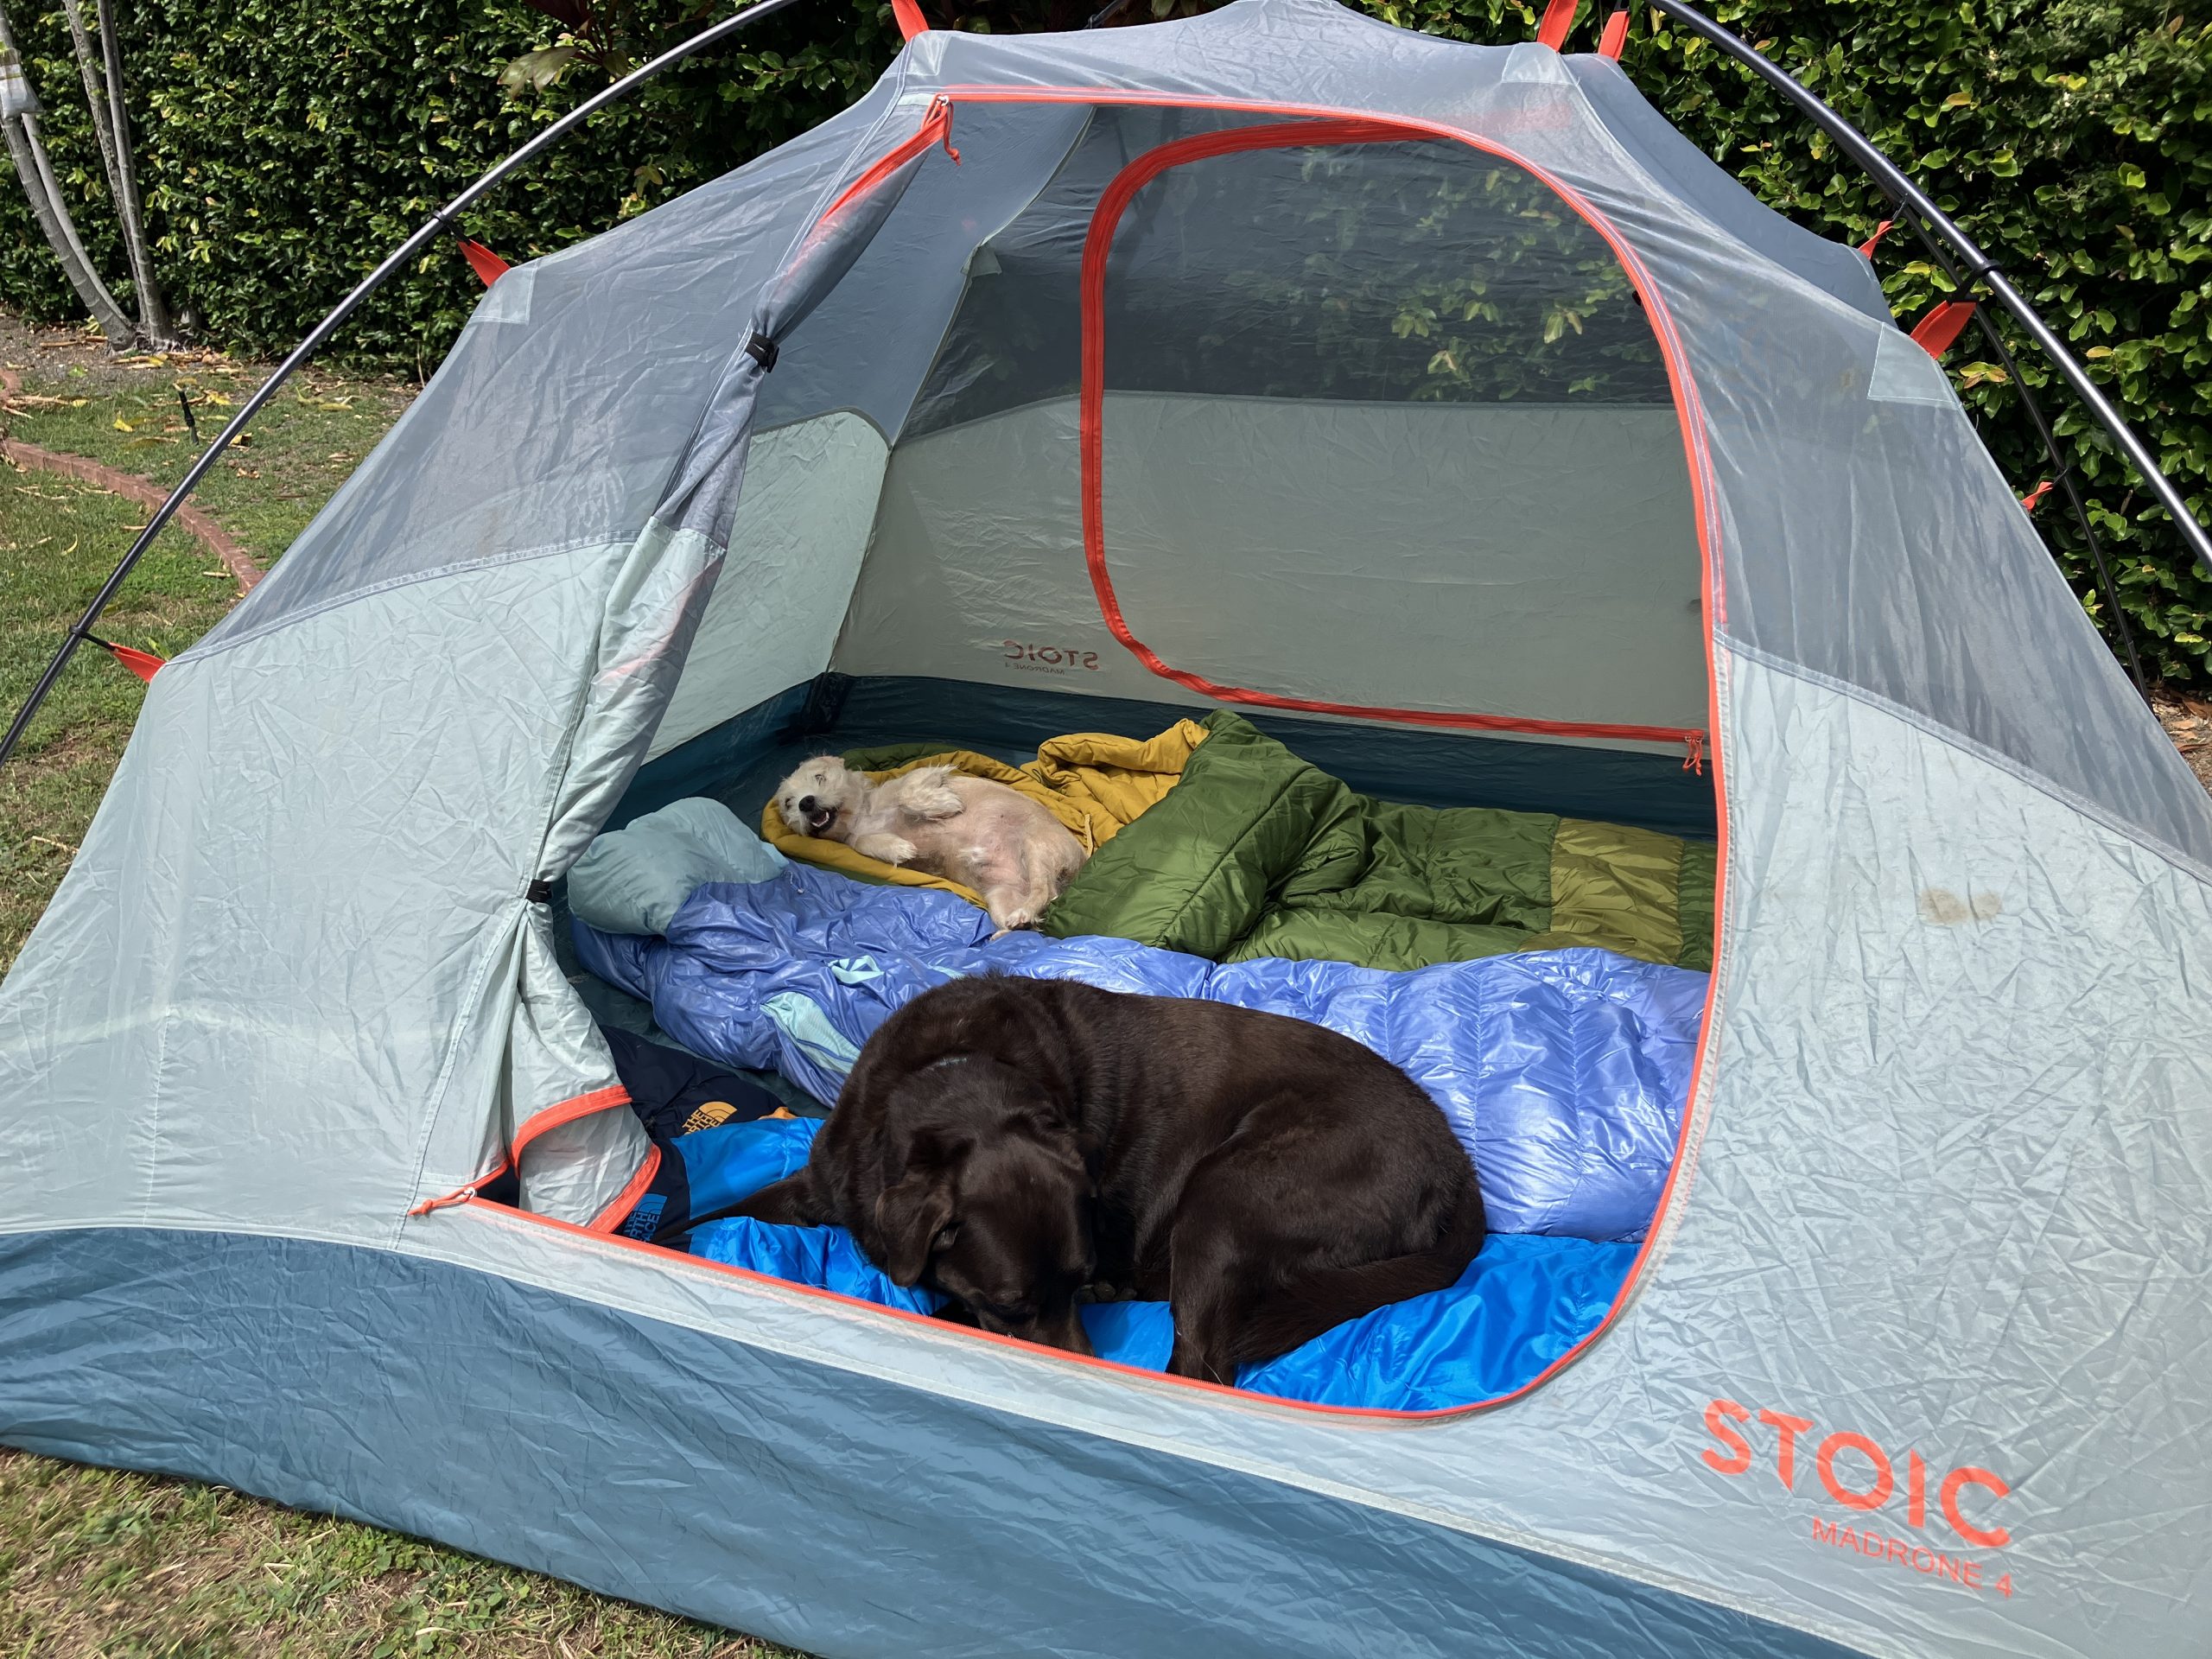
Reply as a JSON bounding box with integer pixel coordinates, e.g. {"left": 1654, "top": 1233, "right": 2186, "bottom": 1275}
{"left": 823, "top": 95, "right": 959, "bottom": 220}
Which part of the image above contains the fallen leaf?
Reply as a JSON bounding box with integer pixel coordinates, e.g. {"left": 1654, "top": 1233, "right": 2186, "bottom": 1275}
{"left": 203, "top": 391, "right": 234, "bottom": 406}
{"left": 113, "top": 416, "right": 135, "bottom": 431}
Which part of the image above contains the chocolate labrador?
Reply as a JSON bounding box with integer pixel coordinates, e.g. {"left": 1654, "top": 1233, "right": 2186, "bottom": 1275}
{"left": 727, "top": 976, "right": 1485, "bottom": 1382}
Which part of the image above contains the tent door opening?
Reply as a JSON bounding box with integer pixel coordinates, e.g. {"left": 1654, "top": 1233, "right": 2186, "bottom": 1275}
{"left": 471, "top": 95, "right": 1726, "bottom": 1421}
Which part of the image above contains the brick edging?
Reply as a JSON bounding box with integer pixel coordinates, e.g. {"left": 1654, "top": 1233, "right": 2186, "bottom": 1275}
{"left": 0, "top": 365, "right": 263, "bottom": 594}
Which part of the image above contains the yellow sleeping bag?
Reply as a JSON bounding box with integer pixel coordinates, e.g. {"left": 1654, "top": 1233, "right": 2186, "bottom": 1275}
{"left": 760, "top": 720, "right": 1209, "bottom": 908}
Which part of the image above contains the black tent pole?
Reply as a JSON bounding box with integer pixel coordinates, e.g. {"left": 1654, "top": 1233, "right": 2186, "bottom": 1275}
{"left": 1911, "top": 226, "right": 2153, "bottom": 696}
{"left": 1642, "top": 0, "right": 2212, "bottom": 584}
{"left": 1645, "top": 55, "right": 2153, "bottom": 702}
{"left": 0, "top": 0, "right": 806, "bottom": 771}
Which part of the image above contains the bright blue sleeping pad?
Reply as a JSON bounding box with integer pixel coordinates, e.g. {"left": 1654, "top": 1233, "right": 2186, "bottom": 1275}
{"left": 574, "top": 862, "right": 1707, "bottom": 1242}
{"left": 679, "top": 1116, "right": 1637, "bottom": 1411}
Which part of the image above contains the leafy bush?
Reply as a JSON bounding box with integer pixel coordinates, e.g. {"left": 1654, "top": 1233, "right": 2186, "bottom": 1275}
{"left": 1, "top": 0, "right": 2204, "bottom": 681}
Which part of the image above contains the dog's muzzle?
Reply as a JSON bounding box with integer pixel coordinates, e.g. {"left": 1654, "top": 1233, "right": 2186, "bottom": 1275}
{"left": 803, "top": 800, "right": 836, "bottom": 836}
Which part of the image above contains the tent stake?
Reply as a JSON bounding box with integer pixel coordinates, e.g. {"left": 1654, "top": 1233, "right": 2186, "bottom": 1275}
{"left": 0, "top": 0, "right": 808, "bottom": 771}
{"left": 1643, "top": 0, "right": 2212, "bottom": 585}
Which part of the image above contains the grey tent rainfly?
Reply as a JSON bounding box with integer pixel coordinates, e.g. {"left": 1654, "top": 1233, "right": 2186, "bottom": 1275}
{"left": 3, "top": 3, "right": 2209, "bottom": 1656}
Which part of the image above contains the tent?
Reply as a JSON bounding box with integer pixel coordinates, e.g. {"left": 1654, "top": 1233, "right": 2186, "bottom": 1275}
{"left": 4, "top": 1, "right": 2209, "bottom": 1652}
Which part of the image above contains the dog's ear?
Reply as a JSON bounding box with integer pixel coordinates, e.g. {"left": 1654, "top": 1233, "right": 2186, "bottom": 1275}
{"left": 874, "top": 1167, "right": 957, "bottom": 1287}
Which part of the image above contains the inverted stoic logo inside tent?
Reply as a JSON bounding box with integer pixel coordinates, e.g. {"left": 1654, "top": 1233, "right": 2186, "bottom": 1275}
{"left": 998, "top": 639, "right": 1103, "bottom": 675}
{"left": 1699, "top": 1397, "right": 2017, "bottom": 1600}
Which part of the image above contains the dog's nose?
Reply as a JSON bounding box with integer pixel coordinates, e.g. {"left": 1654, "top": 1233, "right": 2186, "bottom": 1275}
{"left": 798, "top": 795, "right": 816, "bottom": 815}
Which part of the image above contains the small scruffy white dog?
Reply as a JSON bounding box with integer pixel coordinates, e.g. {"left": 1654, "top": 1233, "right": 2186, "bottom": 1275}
{"left": 774, "top": 756, "right": 1088, "bottom": 934}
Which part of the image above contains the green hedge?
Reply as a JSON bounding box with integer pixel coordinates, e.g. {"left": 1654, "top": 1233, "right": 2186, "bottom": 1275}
{"left": 0, "top": 0, "right": 904, "bottom": 359}
{"left": 2, "top": 0, "right": 2205, "bottom": 682}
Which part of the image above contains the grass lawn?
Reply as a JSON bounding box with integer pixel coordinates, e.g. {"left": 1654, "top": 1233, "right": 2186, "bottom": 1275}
{"left": 0, "top": 1451, "right": 791, "bottom": 1658}
{"left": 0, "top": 337, "right": 798, "bottom": 1657}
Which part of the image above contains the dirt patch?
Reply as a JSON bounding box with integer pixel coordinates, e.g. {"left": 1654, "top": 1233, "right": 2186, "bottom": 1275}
{"left": 0, "top": 310, "right": 261, "bottom": 397}
{"left": 2153, "top": 691, "right": 2212, "bottom": 796}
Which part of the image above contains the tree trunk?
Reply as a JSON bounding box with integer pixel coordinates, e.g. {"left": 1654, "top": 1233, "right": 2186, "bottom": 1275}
{"left": 0, "top": 5, "right": 134, "bottom": 346}
{"left": 56, "top": 0, "right": 124, "bottom": 213}
{"left": 93, "top": 0, "right": 169, "bottom": 344}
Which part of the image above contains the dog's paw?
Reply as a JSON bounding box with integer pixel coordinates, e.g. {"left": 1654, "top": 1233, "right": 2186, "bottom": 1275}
{"left": 991, "top": 906, "right": 1035, "bottom": 934}
{"left": 854, "top": 833, "right": 919, "bottom": 867}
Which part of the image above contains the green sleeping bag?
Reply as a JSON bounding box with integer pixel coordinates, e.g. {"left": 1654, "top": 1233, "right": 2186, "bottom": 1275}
{"left": 1040, "top": 713, "right": 1714, "bottom": 972}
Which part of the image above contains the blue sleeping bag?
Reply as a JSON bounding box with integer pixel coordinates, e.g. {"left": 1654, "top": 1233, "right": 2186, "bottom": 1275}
{"left": 680, "top": 1117, "right": 1636, "bottom": 1411}
{"left": 574, "top": 863, "right": 1707, "bottom": 1241}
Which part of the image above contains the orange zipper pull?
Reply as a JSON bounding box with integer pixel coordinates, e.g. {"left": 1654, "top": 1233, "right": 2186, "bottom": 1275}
{"left": 1682, "top": 731, "right": 1707, "bottom": 775}
{"left": 408, "top": 1182, "right": 480, "bottom": 1217}
{"left": 923, "top": 94, "right": 960, "bottom": 165}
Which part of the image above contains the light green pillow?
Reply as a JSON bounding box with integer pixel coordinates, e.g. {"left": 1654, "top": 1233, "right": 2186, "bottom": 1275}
{"left": 569, "top": 798, "right": 787, "bottom": 937}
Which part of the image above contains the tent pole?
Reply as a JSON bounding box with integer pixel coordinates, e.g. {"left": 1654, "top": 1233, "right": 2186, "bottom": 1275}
{"left": 1642, "top": 0, "right": 2212, "bottom": 582}
{"left": 0, "top": 0, "right": 807, "bottom": 771}
{"left": 1924, "top": 232, "right": 2153, "bottom": 696}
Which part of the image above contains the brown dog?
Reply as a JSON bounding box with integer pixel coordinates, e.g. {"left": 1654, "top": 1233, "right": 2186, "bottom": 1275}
{"left": 728, "top": 976, "right": 1486, "bottom": 1383}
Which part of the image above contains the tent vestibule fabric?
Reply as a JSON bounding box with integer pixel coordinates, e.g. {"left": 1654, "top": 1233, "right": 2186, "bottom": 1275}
{"left": 3, "top": 3, "right": 2208, "bottom": 1656}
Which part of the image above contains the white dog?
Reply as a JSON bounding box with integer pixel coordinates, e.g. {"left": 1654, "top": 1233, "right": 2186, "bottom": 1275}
{"left": 773, "top": 756, "right": 1088, "bottom": 934}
